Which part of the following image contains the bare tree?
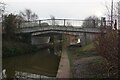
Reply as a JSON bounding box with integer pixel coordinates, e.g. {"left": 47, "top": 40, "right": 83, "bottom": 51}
{"left": 104, "top": 1, "right": 120, "bottom": 29}
{"left": 31, "top": 13, "right": 38, "bottom": 21}
{"left": 19, "top": 9, "right": 38, "bottom": 21}
{"left": 117, "top": 1, "right": 120, "bottom": 29}
{"left": 0, "top": 2, "right": 5, "bottom": 15}
{"left": 0, "top": 2, "right": 6, "bottom": 22}
{"left": 105, "top": 1, "right": 114, "bottom": 20}
{"left": 25, "top": 9, "right": 31, "bottom": 21}
{"left": 82, "top": 16, "right": 100, "bottom": 28}
{"left": 50, "top": 15, "right": 56, "bottom": 26}
{"left": 113, "top": 1, "right": 120, "bottom": 29}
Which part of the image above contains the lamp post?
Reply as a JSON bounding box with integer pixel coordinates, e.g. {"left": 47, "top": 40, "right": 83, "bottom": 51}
{"left": 111, "top": 0, "right": 113, "bottom": 29}
{"left": 118, "top": 1, "right": 120, "bottom": 29}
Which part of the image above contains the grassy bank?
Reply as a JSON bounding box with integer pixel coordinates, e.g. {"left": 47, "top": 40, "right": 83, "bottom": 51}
{"left": 68, "top": 43, "right": 97, "bottom": 60}
{"left": 2, "top": 40, "right": 38, "bottom": 58}
{"left": 67, "top": 43, "right": 110, "bottom": 78}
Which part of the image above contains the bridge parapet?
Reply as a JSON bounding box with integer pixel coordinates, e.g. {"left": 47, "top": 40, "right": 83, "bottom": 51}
{"left": 18, "top": 25, "right": 101, "bottom": 34}
{"left": 16, "top": 19, "right": 105, "bottom": 34}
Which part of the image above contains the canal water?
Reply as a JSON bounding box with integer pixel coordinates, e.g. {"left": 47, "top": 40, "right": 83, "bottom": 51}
{"left": 2, "top": 46, "right": 62, "bottom": 79}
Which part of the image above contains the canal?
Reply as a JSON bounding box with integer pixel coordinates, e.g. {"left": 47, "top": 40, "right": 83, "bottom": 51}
{"left": 2, "top": 45, "right": 62, "bottom": 79}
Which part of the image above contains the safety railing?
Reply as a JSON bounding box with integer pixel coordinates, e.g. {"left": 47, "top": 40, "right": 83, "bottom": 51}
{"left": 17, "top": 19, "right": 102, "bottom": 33}
{"left": 19, "top": 19, "right": 97, "bottom": 28}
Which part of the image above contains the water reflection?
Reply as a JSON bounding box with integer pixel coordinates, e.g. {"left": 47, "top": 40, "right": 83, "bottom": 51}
{"left": 2, "top": 46, "right": 61, "bottom": 79}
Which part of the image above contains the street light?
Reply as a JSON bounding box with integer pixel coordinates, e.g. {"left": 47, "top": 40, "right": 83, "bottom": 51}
{"left": 111, "top": 0, "right": 113, "bottom": 29}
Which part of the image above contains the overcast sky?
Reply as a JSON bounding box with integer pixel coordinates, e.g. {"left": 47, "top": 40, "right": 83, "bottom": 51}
{"left": 1, "top": 0, "right": 120, "bottom": 19}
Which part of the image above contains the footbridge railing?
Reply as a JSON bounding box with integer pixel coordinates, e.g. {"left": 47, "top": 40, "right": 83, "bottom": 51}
{"left": 16, "top": 19, "right": 102, "bottom": 34}
{"left": 19, "top": 19, "right": 97, "bottom": 28}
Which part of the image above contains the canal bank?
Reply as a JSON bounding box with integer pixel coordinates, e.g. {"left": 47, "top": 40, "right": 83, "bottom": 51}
{"left": 56, "top": 47, "right": 71, "bottom": 78}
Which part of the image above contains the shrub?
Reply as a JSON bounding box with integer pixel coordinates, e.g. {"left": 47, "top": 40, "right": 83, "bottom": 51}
{"left": 95, "top": 29, "right": 119, "bottom": 77}
{"left": 2, "top": 41, "right": 38, "bottom": 57}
